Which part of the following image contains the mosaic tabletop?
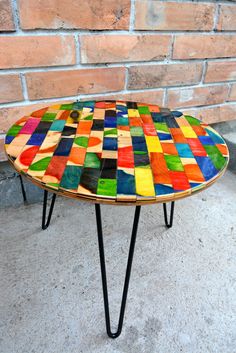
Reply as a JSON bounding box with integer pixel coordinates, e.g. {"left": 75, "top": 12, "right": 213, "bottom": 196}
{"left": 5, "top": 100, "right": 229, "bottom": 204}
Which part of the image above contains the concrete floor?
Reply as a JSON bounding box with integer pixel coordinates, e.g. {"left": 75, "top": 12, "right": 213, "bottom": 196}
{"left": 0, "top": 170, "right": 236, "bottom": 353}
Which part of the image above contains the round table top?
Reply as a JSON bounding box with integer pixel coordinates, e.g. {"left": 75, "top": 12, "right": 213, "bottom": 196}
{"left": 5, "top": 100, "right": 229, "bottom": 205}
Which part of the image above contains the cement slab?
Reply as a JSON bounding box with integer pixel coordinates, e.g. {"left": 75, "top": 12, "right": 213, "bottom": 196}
{"left": 0, "top": 171, "right": 236, "bottom": 353}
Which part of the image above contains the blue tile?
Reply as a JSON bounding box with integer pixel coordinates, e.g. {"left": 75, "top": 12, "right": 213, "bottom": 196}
{"left": 54, "top": 138, "right": 73, "bottom": 156}
{"left": 5, "top": 135, "right": 15, "bottom": 144}
{"left": 157, "top": 132, "right": 172, "bottom": 141}
{"left": 176, "top": 143, "right": 194, "bottom": 158}
{"left": 26, "top": 133, "right": 46, "bottom": 146}
{"left": 195, "top": 156, "right": 218, "bottom": 181}
{"left": 154, "top": 184, "right": 174, "bottom": 195}
{"left": 205, "top": 128, "right": 225, "bottom": 144}
{"left": 198, "top": 136, "right": 215, "bottom": 145}
{"left": 103, "top": 138, "right": 117, "bottom": 151}
{"left": 117, "top": 170, "right": 135, "bottom": 195}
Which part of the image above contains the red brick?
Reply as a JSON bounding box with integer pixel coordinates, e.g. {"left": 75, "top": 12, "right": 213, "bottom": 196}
{"left": 205, "top": 61, "right": 236, "bottom": 83}
{"left": 19, "top": 0, "right": 130, "bottom": 30}
{"left": 80, "top": 35, "right": 171, "bottom": 63}
{"left": 229, "top": 84, "right": 236, "bottom": 101}
{"left": 128, "top": 63, "right": 203, "bottom": 90}
{"left": 167, "top": 85, "right": 229, "bottom": 109}
{"left": 0, "top": 36, "right": 75, "bottom": 69}
{"left": 96, "top": 90, "right": 164, "bottom": 105}
{"left": 0, "top": 137, "right": 6, "bottom": 161}
{"left": 182, "top": 104, "right": 236, "bottom": 124}
{"left": 173, "top": 35, "right": 236, "bottom": 59}
{"left": 0, "top": 75, "right": 23, "bottom": 104}
{"left": 26, "top": 68, "right": 126, "bottom": 100}
{"left": 217, "top": 5, "right": 236, "bottom": 31}
{"left": 0, "top": 0, "right": 15, "bottom": 31}
{"left": 135, "top": 1, "right": 215, "bottom": 31}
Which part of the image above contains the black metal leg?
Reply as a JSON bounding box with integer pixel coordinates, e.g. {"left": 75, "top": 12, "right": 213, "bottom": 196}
{"left": 95, "top": 204, "right": 141, "bottom": 339}
{"left": 42, "top": 190, "right": 57, "bottom": 230}
{"left": 19, "top": 175, "right": 27, "bottom": 203}
{"left": 163, "top": 201, "right": 175, "bottom": 228}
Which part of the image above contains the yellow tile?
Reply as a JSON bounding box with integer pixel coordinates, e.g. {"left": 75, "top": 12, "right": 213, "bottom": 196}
{"left": 181, "top": 126, "right": 197, "bottom": 138}
{"left": 145, "top": 136, "right": 163, "bottom": 152}
{"left": 128, "top": 109, "right": 140, "bottom": 117}
{"left": 135, "top": 167, "right": 155, "bottom": 197}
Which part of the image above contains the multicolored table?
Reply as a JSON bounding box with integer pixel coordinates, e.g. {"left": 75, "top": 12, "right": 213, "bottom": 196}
{"left": 5, "top": 100, "right": 229, "bottom": 338}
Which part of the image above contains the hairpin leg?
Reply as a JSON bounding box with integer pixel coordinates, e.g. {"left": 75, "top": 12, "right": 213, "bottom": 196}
{"left": 163, "top": 201, "right": 175, "bottom": 228}
{"left": 42, "top": 190, "right": 57, "bottom": 230}
{"left": 19, "top": 175, "right": 27, "bottom": 203}
{"left": 95, "top": 204, "right": 141, "bottom": 339}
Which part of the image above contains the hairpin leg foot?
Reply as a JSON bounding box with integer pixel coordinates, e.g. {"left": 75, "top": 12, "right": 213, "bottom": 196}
{"left": 42, "top": 190, "right": 57, "bottom": 230}
{"left": 95, "top": 204, "right": 141, "bottom": 339}
{"left": 163, "top": 201, "right": 175, "bottom": 228}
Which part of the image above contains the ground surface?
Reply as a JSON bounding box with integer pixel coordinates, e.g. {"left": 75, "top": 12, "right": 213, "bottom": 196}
{"left": 0, "top": 171, "right": 236, "bottom": 353}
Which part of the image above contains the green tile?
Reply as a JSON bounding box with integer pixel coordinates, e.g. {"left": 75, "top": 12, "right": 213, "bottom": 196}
{"left": 41, "top": 112, "right": 57, "bottom": 122}
{"left": 29, "top": 157, "right": 51, "bottom": 171}
{"left": 84, "top": 114, "right": 93, "bottom": 120}
{"left": 184, "top": 115, "right": 201, "bottom": 126}
{"left": 104, "top": 128, "right": 117, "bottom": 137}
{"left": 74, "top": 136, "right": 89, "bottom": 148}
{"left": 138, "top": 106, "right": 150, "bottom": 115}
{"left": 60, "top": 166, "right": 82, "bottom": 189}
{"left": 154, "top": 122, "right": 169, "bottom": 132}
{"left": 97, "top": 178, "right": 117, "bottom": 197}
{"left": 6, "top": 125, "right": 22, "bottom": 136}
{"left": 203, "top": 145, "right": 226, "bottom": 170}
{"left": 84, "top": 153, "right": 101, "bottom": 169}
{"left": 60, "top": 103, "right": 73, "bottom": 110}
{"left": 130, "top": 126, "right": 144, "bottom": 136}
{"left": 164, "top": 155, "right": 184, "bottom": 171}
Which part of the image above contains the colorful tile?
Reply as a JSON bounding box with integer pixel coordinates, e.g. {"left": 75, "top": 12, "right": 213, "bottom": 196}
{"left": 5, "top": 100, "right": 229, "bottom": 202}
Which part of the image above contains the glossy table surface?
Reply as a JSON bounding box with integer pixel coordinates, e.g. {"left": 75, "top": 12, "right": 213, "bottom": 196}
{"left": 5, "top": 100, "right": 229, "bottom": 205}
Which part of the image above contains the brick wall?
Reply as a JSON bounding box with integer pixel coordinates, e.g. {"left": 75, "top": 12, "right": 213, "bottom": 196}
{"left": 1, "top": 0, "right": 236, "bottom": 161}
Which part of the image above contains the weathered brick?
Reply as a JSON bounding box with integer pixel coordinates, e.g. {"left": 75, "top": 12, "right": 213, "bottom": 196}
{"left": 0, "top": 137, "right": 6, "bottom": 161}
{"left": 205, "top": 61, "right": 236, "bottom": 83}
{"left": 0, "top": 0, "right": 15, "bottom": 31}
{"left": 128, "top": 63, "right": 202, "bottom": 90}
{"left": 96, "top": 90, "right": 164, "bottom": 105}
{"left": 19, "top": 0, "right": 130, "bottom": 30}
{"left": 0, "top": 75, "right": 23, "bottom": 104}
{"left": 229, "top": 84, "right": 236, "bottom": 101}
{"left": 167, "top": 85, "right": 229, "bottom": 109}
{"left": 26, "top": 68, "right": 126, "bottom": 100}
{"left": 0, "top": 36, "right": 75, "bottom": 69}
{"left": 173, "top": 35, "right": 236, "bottom": 59}
{"left": 183, "top": 104, "right": 236, "bottom": 124}
{"left": 135, "top": 1, "right": 215, "bottom": 31}
{"left": 217, "top": 5, "right": 236, "bottom": 31}
{"left": 80, "top": 35, "right": 171, "bottom": 63}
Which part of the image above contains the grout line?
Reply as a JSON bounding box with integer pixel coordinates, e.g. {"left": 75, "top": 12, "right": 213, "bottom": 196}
{"left": 213, "top": 3, "right": 221, "bottom": 31}
{"left": 19, "top": 73, "right": 29, "bottom": 101}
{"left": 124, "top": 67, "right": 129, "bottom": 91}
{"left": 74, "top": 34, "right": 80, "bottom": 65}
{"left": 10, "top": 0, "right": 20, "bottom": 31}
{"left": 129, "top": 0, "right": 136, "bottom": 32}
{"left": 163, "top": 88, "right": 168, "bottom": 106}
{"left": 200, "top": 61, "right": 207, "bottom": 83}
{"left": 1, "top": 57, "right": 236, "bottom": 76}
{"left": 2, "top": 29, "right": 236, "bottom": 36}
